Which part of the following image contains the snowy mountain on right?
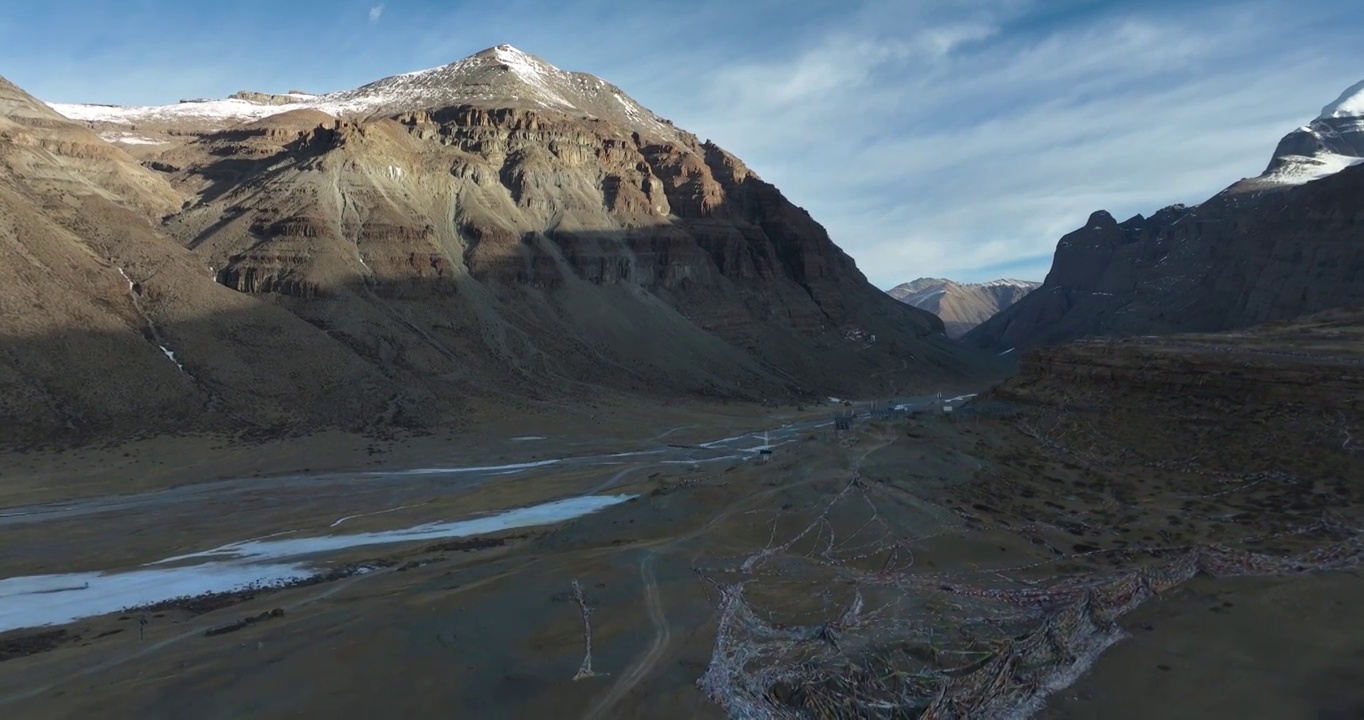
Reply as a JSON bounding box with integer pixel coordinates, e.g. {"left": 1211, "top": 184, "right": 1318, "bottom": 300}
{"left": 963, "top": 77, "right": 1364, "bottom": 354}
{"left": 1255, "top": 78, "right": 1364, "bottom": 186}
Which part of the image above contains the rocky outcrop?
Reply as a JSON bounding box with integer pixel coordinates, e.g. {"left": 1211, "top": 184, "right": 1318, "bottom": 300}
{"left": 966, "top": 78, "right": 1364, "bottom": 353}
{"left": 888, "top": 278, "right": 1039, "bottom": 338}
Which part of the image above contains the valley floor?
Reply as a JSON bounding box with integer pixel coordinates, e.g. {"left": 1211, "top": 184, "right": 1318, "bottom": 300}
{"left": 0, "top": 397, "right": 808, "bottom": 508}
{"left": 0, "top": 345, "right": 1360, "bottom": 719}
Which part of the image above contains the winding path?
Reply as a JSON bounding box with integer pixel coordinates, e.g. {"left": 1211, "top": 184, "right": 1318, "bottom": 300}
{"left": 583, "top": 552, "right": 671, "bottom": 720}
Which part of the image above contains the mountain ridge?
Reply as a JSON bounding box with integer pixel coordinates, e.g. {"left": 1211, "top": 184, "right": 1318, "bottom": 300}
{"left": 965, "top": 77, "right": 1364, "bottom": 353}
{"left": 47, "top": 45, "right": 682, "bottom": 145}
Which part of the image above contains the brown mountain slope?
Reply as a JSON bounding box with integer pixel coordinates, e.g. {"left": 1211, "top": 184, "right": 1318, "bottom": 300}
{"left": 142, "top": 48, "right": 996, "bottom": 399}
{"left": 0, "top": 76, "right": 438, "bottom": 445}
{"left": 0, "top": 78, "right": 181, "bottom": 217}
{"left": 7, "top": 48, "right": 998, "bottom": 445}
{"left": 965, "top": 79, "right": 1364, "bottom": 353}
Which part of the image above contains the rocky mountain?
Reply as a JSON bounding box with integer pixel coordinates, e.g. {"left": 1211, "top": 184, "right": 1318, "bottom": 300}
{"left": 0, "top": 75, "right": 424, "bottom": 445}
{"left": 887, "top": 278, "right": 1039, "bottom": 338}
{"left": 5, "top": 46, "right": 997, "bottom": 445}
{"left": 965, "top": 78, "right": 1364, "bottom": 354}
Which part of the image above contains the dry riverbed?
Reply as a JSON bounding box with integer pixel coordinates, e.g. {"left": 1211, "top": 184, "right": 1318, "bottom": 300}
{"left": 0, "top": 386, "right": 1359, "bottom": 719}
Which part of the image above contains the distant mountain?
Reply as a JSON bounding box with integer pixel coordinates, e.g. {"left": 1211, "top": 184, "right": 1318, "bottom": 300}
{"left": 965, "top": 78, "right": 1364, "bottom": 354}
{"left": 888, "top": 278, "right": 1039, "bottom": 338}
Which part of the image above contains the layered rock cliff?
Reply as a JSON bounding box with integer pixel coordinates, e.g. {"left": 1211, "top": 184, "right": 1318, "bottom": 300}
{"left": 965, "top": 79, "right": 1364, "bottom": 353}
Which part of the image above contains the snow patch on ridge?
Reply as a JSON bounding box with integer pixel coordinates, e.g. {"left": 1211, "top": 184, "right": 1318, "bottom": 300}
{"left": 158, "top": 345, "right": 186, "bottom": 372}
{"left": 979, "top": 278, "right": 1039, "bottom": 288}
{"left": 488, "top": 44, "right": 574, "bottom": 108}
{"left": 98, "top": 132, "right": 165, "bottom": 145}
{"left": 1262, "top": 152, "right": 1364, "bottom": 186}
{"left": 51, "top": 98, "right": 291, "bottom": 124}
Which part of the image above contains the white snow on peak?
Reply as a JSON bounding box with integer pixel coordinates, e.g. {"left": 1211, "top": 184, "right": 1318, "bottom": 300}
{"left": 44, "top": 44, "right": 680, "bottom": 144}
{"left": 979, "top": 278, "right": 1039, "bottom": 288}
{"left": 1255, "top": 79, "right": 1364, "bottom": 187}
{"left": 489, "top": 44, "right": 574, "bottom": 107}
{"left": 324, "top": 44, "right": 577, "bottom": 115}
{"left": 1319, "top": 78, "right": 1364, "bottom": 119}
{"left": 49, "top": 97, "right": 295, "bottom": 124}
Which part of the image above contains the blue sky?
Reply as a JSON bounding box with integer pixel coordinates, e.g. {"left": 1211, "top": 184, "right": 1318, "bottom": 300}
{"left": 2, "top": 0, "right": 1360, "bottom": 288}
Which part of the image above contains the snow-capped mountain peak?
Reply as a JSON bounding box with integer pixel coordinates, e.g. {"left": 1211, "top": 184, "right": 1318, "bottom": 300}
{"left": 320, "top": 44, "right": 679, "bottom": 138}
{"left": 1318, "top": 78, "right": 1364, "bottom": 119}
{"left": 327, "top": 44, "right": 581, "bottom": 114}
{"left": 1256, "top": 78, "right": 1364, "bottom": 186}
{"left": 45, "top": 44, "right": 681, "bottom": 142}
{"left": 978, "top": 278, "right": 1036, "bottom": 289}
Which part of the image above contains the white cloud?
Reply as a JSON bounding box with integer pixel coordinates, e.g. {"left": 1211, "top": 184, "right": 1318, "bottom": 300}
{"left": 368, "top": 4, "right": 384, "bottom": 24}
{"left": 644, "top": 2, "right": 1362, "bottom": 287}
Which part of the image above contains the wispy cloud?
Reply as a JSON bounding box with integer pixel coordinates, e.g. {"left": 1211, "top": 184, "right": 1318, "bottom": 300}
{"left": 2, "top": 0, "right": 1360, "bottom": 287}
{"left": 368, "top": 4, "right": 384, "bottom": 24}
{"left": 647, "top": 1, "right": 1362, "bottom": 285}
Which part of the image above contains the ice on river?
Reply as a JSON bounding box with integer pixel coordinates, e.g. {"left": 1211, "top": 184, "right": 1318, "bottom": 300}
{"left": 0, "top": 494, "right": 633, "bottom": 632}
